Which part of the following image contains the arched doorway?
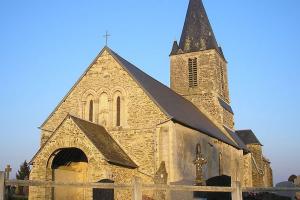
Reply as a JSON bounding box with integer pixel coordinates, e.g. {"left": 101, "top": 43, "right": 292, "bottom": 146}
{"left": 93, "top": 179, "right": 114, "bottom": 200}
{"left": 51, "top": 148, "right": 88, "bottom": 200}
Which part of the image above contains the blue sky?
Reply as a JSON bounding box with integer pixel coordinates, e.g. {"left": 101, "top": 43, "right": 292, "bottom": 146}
{"left": 0, "top": 0, "right": 299, "bottom": 184}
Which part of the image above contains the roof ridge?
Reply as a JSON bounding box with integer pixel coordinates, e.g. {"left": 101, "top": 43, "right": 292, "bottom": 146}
{"left": 66, "top": 115, "right": 138, "bottom": 168}
{"left": 40, "top": 47, "right": 110, "bottom": 129}
{"left": 107, "top": 48, "right": 239, "bottom": 149}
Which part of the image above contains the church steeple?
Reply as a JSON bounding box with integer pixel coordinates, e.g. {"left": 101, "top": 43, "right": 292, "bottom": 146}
{"left": 170, "top": 0, "right": 233, "bottom": 129}
{"left": 179, "top": 0, "right": 220, "bottom": 54}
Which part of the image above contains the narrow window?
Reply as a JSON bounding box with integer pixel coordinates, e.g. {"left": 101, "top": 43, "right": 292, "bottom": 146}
{"left": 188, "top": 58, "right": 198, "bottom": 87}
{"left": 89, "top": 100, "right": 93, "bottom": 122}
{"left": 219, "top": 152, "right": 223, "bottom": 175}
{"left": 220, "top": 63, "right": 225, "bottom": 94}
{"left": 116, "top": 97, "right": 121, "bottom": 126}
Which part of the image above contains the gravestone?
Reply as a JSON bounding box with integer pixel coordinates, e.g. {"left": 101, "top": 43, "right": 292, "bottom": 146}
{"left": 154, "top": 162, "right": 168, "bottom": 200}
{"left": 93, "top": 179, "right": 114, "bottom": 200}
{"left": 205, "top": 175, "right": 231, "bottom": 200}
{"left": 4, "top": 165, "right": 11, "bottom": 180}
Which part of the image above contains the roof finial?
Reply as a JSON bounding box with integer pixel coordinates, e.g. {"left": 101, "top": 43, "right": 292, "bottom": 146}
{"left": 103, "top": 31, "right": 111, "bottom": 46}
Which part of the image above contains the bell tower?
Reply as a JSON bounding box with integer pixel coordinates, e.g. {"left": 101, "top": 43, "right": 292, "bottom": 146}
{"left": 170, "top": 0, "right": 234, "bottom": 128}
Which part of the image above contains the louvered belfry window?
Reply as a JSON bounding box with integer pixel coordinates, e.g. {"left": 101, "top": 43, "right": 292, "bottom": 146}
{"left": 188, "top": 58, "right": 198, "bottom": 87}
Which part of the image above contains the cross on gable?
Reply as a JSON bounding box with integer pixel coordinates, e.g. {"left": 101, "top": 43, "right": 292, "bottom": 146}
{"left": 5, "top": 164, "right": 12, "bottom": 180}
{"left": 103, "top": 31, "right": 111, "bottom": 46}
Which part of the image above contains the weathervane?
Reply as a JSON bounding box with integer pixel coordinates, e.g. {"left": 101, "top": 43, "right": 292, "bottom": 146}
{"left": 103, "top": 31, "right": 111, "bottom": 46}
{"left": 194, "top": 143, "right": 207, "bottom": 186}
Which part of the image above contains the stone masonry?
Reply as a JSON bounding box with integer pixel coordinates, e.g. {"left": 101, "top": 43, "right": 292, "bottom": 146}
{"left": 29, "top": 0, "right": 274, "bottom": 199}
{"left": 170, "top": 49, "right": 234, "bottom": 129}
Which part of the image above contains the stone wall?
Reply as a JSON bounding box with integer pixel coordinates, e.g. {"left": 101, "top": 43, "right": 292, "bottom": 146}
{"left": 242, "top": 153, "right": 253, "bottom": 187}
{"left": 170, "top": 49, "right": 234, "bottom": 129}
{"left": 41, "top": 49, "right": 168, "bottom": 138}
{"left": 38, "top": 49, "right": 169, "bottom": 179}
{"left": 247, "top": 144, "right": 264, "bottom": 187}
{"left": 30, "top": 117, "right": 154, "bottom": 200}
{"left": 156, "top": 122, "right": 243, "bottom": 185}
{"left": 223, "top": 108, "right": 234, "bottom": 129}
{"left": 263, "top": 159, "right": 273, "bottom": 187}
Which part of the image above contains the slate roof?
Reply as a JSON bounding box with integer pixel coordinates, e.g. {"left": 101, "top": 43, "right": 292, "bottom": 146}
{"left": 235, "top": 130, "right": 263, "bottom": 146}
{"left": 32, "top": 115, "right": 138, "bottom": 168}
{"left": 223, "top": 126, "right": 249, "bottom": 153}
{"left": 170, "top": 41, "right": 180, "bottom": 56}
{"left": 39, "top": 45, "right": 240, "bottom": 150}
{"left": 108, "top": 48, "right": 238, "bottom": 149}
{"left": 70, "top": 116, "right": 138, "bottom": 168}
{"left": 218, "top": 98, "right": 234, "bottom": 114}
{"left": 179, "top": 0, "right": 223, "bottom": 57}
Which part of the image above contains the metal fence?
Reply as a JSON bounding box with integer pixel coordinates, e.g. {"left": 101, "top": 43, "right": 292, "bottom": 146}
{"left": 1, "top": 171, "right": 300, "bottom": 200}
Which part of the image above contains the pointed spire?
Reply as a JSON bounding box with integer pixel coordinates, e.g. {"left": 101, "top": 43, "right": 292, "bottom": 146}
{"left": 170, "top": 40, "right": 180, "bottom": 56}
{"left": 179, "top": 0, "right": 220, "bottom": 54}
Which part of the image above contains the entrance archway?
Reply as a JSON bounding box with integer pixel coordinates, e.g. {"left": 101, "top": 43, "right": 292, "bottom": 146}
{"left": 51, "top": 148, "right": 88, "bottom": 200}
{"left": 93, "top": 179, "right": 114, "bottom": 200}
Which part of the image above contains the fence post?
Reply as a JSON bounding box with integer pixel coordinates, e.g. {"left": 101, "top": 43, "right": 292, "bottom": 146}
{"left": 0, "top": 171, "right": 4, "bottom": 200}
{"left": 232, "top": 181, "right": 243, "bottom": 200}
{"left": 133, "top": 177, "right": 142, "bottom": 200}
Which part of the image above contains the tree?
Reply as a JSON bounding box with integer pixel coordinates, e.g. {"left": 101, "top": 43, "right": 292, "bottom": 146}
{"left": 16, "top": 160, "right": 30, "bottom": 196}
{"left": 16, "top": 160, "right": 30, "bottom": 180}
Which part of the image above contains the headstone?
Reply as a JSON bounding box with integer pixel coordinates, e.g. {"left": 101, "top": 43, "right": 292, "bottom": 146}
{"left": 4, "top": 165, "right": 12, "bottom": 180}
{"left": 154, "top": 161, "right": 168, "bottom": 184}
{"left": 154, "top": 162, "right": 168, "bottom": 200}
{"left": 93, "top": 179, "right": 114, "bottom": 200}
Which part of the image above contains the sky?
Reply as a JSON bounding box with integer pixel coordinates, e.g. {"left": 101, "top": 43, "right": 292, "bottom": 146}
{"left": 0, "top": 0, "right": 299, "bottom": 184}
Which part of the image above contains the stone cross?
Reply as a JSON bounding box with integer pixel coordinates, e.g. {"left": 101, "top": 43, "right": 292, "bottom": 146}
{"left": 103, "top": 31, "right": 111, "bottom": 46}
{"left": 194, "top": 143, "right": 207, "bottom": 186}
{"left": 5, "top": 165, "right": 12, "bottom": 180}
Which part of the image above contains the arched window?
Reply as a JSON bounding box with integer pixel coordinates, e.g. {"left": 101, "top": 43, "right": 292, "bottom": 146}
{"left": 116, "top": 97, "right": 121, "bottom": 126}
{"left": 188, "top": 58, "right": 198, "bottom": 87}
{"left": 89, "top": 100, "right": 93, "bottom": 122}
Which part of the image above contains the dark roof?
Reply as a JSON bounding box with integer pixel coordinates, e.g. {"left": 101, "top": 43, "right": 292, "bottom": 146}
{"left": 236, "top": 130, "right": 263, "bottom": 146}
{"left": 218, "top": 98, "right": 234, "bottom": 114}
{"left": 70, "top": 116, "right": 138, "bottom": 168}
{"left": 223, "top": 126, "right": 249, "bottom": 153}
{"left": 179, "top": 0, "right": 222, "bottom": 57}
{"left": 39, "top": 46, "right": 238, "bottom": 149}
{"left": 170, "top": 41, "right": 180, "bottom": 56}
{"left": 32, "top": 115, "right": 137, "bottom": 168}
{"left": 108, "top": 47, "right": 238, "bottom": 148}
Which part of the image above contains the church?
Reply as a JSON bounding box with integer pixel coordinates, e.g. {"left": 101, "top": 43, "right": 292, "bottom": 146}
{"left": 29, "top": 0, "right": 273, "bottom": 199}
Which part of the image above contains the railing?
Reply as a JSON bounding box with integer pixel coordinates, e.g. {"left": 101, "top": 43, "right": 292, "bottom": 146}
{"left": 1, "top": 171, "right": 300, "bottom": 200}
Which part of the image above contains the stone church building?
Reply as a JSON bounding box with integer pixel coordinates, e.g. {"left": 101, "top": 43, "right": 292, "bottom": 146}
{"left": 29, "top": 0, "right": 273, "bottom": 199}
